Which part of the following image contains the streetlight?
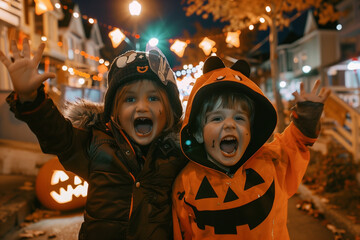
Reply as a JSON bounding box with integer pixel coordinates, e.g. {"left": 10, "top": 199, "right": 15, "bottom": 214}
{"left": 129, "top": 0, "right": 142, "bottom": 50}
{"left": 148, "top": 38, "right": 159, "bottom": 47}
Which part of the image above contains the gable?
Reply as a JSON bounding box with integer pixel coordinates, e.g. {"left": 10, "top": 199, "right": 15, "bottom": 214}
{"left": 67, "top": 5, "right": 86, "bottom": 38}
{"left": 304, "top": 11, "right": 318, "bottom": 35}
{"left": 50, "top": 0, "right": 64, "bottom": 19}
{"left": 90, "top": 23, "right": 104, "bottom": 47}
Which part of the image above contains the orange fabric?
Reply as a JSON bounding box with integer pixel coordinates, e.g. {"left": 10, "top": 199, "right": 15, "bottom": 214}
{"left": 172, "top": 123, "right": 316, "bottom": 240}
{"left": 174, "top": 59, "right": 317, "bottom": 239}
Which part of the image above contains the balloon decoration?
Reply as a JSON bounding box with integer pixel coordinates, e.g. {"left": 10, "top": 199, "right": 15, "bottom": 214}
{"left": 35, "top": 157, "right": 88, "bottom": 211}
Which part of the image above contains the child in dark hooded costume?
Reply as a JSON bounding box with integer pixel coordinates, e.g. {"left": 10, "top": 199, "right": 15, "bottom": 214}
{"left": 172, "top": 56, "right": 330, "bottom": 240}
{"left": 1, "top": 39, "right": 186, "bottom": 240}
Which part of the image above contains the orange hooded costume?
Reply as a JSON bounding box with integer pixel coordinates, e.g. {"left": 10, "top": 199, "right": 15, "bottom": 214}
{"left": 172, "top": 57, "right": 323, "bottom": 239}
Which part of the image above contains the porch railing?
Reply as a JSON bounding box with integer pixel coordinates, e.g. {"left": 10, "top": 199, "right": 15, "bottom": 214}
{"left": 322, "top": 87, "right": 360, "bottom": 162}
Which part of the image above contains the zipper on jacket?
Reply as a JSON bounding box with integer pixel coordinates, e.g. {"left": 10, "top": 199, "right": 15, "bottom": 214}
{"left": 129, "top": 172, "right": 135, "bottom": 220}
{"left": 226, "top": 171, "right": 234, "bottom": 178}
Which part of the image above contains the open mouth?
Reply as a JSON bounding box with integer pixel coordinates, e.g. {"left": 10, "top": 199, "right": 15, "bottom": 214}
{"left": 134, "top": 117, "right": 153, "bottom": 135}
{"left": 220, "top": 136, "right": 238, "bottom": 155}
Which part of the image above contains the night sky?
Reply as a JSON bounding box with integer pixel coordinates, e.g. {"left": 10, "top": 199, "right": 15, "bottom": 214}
{"left": 72, "top": 0, "right": 224, "bottom": 37}
{"left": 71, "top": 0, "right": 226, "bottom": 66}
{"left": 70, "top": 0, "right": 309, "bottom": 67}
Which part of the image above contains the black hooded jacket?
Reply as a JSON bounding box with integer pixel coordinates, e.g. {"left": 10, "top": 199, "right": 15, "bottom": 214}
{"left": 7, "top": 88, "right": 187, "bottom": 240}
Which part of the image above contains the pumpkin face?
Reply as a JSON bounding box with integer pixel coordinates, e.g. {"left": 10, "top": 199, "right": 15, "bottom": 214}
{"left": 35, "top": 157, "right": 88, "bottom": 211}
{"left": 137, "top": 66, "right": 149, "bottom": 73}
{"left": 179, "top": 165, "right": 275, "bottom": 235}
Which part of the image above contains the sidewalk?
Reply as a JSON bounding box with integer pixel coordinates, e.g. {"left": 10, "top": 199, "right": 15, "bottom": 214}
{"left": 0, "top": 136, "right": 360, "bottom": 239}
{"left": 297, "top": 183, "right": 360, "bottom": 239}
{"left": 1, "top": 173, "right": 359, "bottom": 239}
{"left": 0, "top": 175, "right": 37, "bottom": 238}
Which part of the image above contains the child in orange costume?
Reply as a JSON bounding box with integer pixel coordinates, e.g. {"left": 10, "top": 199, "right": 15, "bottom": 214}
{"left": 172, "top": 56, "right": 330, "bottom": 240}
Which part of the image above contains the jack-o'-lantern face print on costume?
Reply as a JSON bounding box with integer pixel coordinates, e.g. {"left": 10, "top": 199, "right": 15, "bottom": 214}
{"left": 182, "top": 173, "right": 275, "bottom": 234}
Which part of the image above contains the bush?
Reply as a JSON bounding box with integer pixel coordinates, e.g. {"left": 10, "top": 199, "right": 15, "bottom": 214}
{"left": 304, "top": 141, "right": 360, "bottom": 220}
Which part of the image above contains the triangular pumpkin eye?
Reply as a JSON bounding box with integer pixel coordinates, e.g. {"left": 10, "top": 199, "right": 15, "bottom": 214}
{"left": 51, "top": 170, "right": 69, "bottom": 185}
{"left": 74, "top": 176, "right": 82, "bottom": 185}
{"left": 244, "top": 168, "right": 265, "bottom": 190}
{"left": 195, "top": 176, "right": 218, "bottom": 200}
{"left": 224, "top": 187, "right": 239, "bottom": 203}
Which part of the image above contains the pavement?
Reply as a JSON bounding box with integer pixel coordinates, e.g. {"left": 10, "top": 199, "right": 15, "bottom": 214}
{"left": 296, "top": 183, "right": 360, "bottom": 239}
{"left": 0, "top": 173, "right": 359, "bottom": 240}
{"left": 0, "top": 175, "right": 37, "bottom": 239}
{"left": 0, "top": 136, "right": 360, "bottom": 239}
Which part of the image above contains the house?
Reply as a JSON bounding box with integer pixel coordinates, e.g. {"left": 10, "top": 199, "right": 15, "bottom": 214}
{"left": 326, "top": 0, "right": 360, "bottom": 90}
{"left": 0, "top": 0, "right": 106, "bottom": 143}
{"left": 0, "top": 0, "right": 25, "bottom": 90}
{"left": 58, "top": 2, "right": 106, "bottom": 104}
{"left": 258, "top": 10, "right": 340, "bottom": 101}
{"left": 0, "top": 0, "right": 67, "bottom": 143}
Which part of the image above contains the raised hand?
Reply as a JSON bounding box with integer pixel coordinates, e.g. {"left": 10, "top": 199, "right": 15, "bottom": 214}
{"left": 292, "top": 79, "right": 331, "bottom": 104}
{"left": 0, "top": 38, "right": 56, "bottom": 102}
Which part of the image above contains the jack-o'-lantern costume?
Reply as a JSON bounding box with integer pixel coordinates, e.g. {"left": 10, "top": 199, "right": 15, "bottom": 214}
{"left": 172, "top": 56, "right": 324, "bottom": 240}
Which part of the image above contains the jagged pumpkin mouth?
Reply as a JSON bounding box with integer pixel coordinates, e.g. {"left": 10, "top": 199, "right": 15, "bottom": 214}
{"left": 220, "top": 136, "right": 238, "bottom": 156}
{"left": 134, "top": 117, "right": 153, "bottom": 135}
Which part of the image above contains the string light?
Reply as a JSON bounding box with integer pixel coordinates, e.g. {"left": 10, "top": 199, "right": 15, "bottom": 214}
{"left": 108, "top": 28, "right": 126, "bottom": 48}
{"left": 170, "top": 40, "right": 188, "bottom": 57}
{"left": 199, "top": 37, "right": 216, "bottom": 56}
{"left": 225, "top": 31, "right": 241, "bottom": 48}
{"left": 73, "top": 12, "right": 80, "bottom": 18}
{"left": 56, "top": 2, "right": 248, "bottom": 58}
{"left": 35, "top": 0, "right": 53, "bottom": 15}
{"left": 60, "top": 64, "right": 102, "bottom": 80}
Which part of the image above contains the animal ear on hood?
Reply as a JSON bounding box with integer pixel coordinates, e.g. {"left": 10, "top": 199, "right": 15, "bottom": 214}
{"left": 203, "top": 56, "right": 226, "bottom": 74}
{"left": 231, "top": 59, "right": 251, "bottom": 78}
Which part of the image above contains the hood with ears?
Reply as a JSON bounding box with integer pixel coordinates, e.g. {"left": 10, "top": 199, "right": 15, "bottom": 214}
{"left": 180, "top": 56, "right": 277, "bottom": 174}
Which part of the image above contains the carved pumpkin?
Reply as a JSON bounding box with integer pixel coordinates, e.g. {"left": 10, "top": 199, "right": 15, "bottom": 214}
{"left": 35, "top": 157, "right": 88, "bottom": 211}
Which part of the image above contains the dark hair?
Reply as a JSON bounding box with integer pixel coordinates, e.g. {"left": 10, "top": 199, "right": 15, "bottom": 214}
{"left": 193, "top": 92, "right": 255, "bottom": 140}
